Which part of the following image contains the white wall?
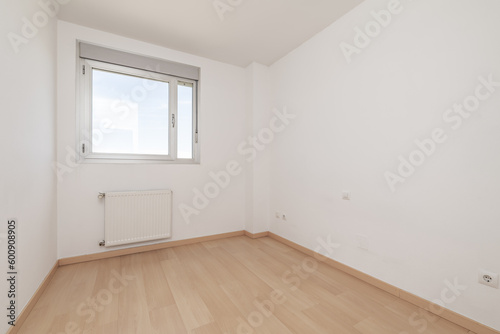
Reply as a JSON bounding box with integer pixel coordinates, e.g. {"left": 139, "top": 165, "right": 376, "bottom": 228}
{"left": 57, "top": 21, "right": 248, "bottom": 259}
{"left": 0, "top": 0, "right": 58, "bottom": 333}
{"left": 269, "top": 0, "right": 500, "bottom": 330}
{"left": 244, "top": 62, "right": 272, "bottom": 234}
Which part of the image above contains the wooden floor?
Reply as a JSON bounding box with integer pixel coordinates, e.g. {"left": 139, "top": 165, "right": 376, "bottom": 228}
{"left": 17, "top": 236, "right": 470, "bottom": 334}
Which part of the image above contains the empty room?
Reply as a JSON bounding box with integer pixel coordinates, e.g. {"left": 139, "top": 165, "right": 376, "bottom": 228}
{"left": 2, "top": 0, "right": 500, "bottom": 333}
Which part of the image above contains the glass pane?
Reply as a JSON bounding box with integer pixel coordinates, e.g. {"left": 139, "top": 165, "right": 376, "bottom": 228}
{"left": 177, "top": 83, "right": 194, "bottom": 159}
{"left": 92, "top": 69, "right": 169, "bottom": 155}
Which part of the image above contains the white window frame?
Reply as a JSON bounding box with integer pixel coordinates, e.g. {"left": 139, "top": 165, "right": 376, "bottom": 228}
{"left": 76, "top": 43, "right": 200, "bottom": 164}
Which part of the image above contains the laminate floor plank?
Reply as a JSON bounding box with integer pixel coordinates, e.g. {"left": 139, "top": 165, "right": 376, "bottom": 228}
{"left": 16, "top": 237, "right": 470, "bottom": 334}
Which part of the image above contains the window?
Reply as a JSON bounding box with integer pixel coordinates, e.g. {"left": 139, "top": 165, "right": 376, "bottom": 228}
{"left": 77, "top": 42, "right": 199, "bottom": 163}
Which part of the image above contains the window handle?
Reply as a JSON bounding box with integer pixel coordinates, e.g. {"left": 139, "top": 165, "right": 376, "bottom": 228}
{"left": 172, "top": 114, "right": 175, "bottom": 128}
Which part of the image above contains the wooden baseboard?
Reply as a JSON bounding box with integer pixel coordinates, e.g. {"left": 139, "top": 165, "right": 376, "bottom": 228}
{"left": 267, "top": 232, "right": 500, "bottom": 334}
{"left": 7, "top": 261, "right": 58, "bottom": 334}
{"left": 267, "top": 233, "right": 399, "bottom": 297}
{"left": 244, "top": 231, "right": 269, "bottom": 239}
{"left": 59, "top": 230, "right": 246, "bottom": 266}
{"left": 399, "top": 290, "right": 499, "bottom": 334}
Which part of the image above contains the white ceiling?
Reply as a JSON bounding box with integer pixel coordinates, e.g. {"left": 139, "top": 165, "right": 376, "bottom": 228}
{"left": 58, "top": 0, "right": 363, "bottom": 67}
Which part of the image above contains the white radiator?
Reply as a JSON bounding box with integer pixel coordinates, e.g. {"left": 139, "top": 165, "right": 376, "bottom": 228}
{"left": 102, "top": 190, "right": 172, "bottom": 247}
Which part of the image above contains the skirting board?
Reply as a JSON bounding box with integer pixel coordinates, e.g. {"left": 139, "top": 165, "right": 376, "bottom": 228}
{"left": 267, "top": 232, "right": 500, "bottom": 334}
{"left": 59, "top": 230, "right": 246, "bottom": 266}
{"left": 244, "top": 231, "right": 269, "bottom": 239}
{"left": 7, "top": 261, "right": 59, "bottom": 334}
{"left": 399, "top": 290, "right": 496, "bottom": 334}
{"left": 267, "top": 232, "right": 399, "bottom": 296}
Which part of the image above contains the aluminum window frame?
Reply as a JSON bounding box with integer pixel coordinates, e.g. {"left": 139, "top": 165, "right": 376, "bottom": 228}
{"left": 76, "top": 43, "right": 200, "bottom": 164}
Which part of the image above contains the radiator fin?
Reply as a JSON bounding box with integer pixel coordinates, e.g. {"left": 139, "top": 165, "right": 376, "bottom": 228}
{"left": 104, "top": 190, "right": 172, "bottom": 247}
